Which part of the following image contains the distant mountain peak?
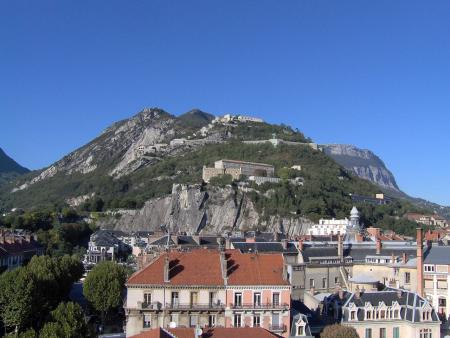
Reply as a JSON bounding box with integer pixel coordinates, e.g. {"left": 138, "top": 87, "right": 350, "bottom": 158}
{"left": 323, "top": 143, "right": 400, "bottom": 191}
{"left": 0, "top": 147, "right": 29, "bottom": 174}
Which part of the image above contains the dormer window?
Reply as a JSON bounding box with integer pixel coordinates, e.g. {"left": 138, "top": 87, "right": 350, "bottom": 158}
{"left": 348, "top": 303, "right": 358, "bottom": 321}
{"left": 295, "top": 320, "right": 306, "bottom": 336}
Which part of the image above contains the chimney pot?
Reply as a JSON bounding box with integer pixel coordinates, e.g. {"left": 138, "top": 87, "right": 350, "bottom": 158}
{"left": 376, "top": 238, "right": 382, "bottom": 255}
{"left": 281, "top": 239, "right": 288, "bottom": 250}
{"left": 298, "top": 240, "right": 304, "bottom": 251}
{"left": 163, "top": 255, "right": 170, "bottom": 282}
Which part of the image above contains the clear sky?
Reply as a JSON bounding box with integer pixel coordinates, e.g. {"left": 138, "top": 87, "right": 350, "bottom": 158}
{"left": 1, "top": 1, "right": 449, "bottom": 205}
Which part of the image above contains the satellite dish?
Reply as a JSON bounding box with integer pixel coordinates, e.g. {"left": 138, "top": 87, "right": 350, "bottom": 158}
{"left": 195, "top": 328, "right": 203, "bottom": 337}
{"left": 169, "top": 321, "right": 177, "bottom": 328}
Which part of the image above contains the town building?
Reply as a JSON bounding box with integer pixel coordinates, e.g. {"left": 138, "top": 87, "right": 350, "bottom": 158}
{"left": 202, "top": 159, "right": 275, "bottom": 183}
{"left": 124, "top": 249, "right": 291, "bottom": 337}
{"left": 84, "top": 230, "right": 130, "bottom": 265}
{"left": 405, "top": 213, "right": 449, "bottom": 228}
{"left": 0, "top": 229, "right": 43, "bottom": 271}
{"left": 307, "top": 207, "right": 360, "bottom": 237}
{"left": 129, "top": 326, "right": 280, "bottom": 338}
{"left": 341, "top": 289, "right": 440, "bottom": 338}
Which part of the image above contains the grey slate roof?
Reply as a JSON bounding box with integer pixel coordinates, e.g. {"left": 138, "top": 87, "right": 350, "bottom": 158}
{"left": 424, "top": 245, "right": 450, "bottom": 264}
{"left": 232, "top": 241, "right": 298, "bottom": 254}
{"left": 342, "top": 289, "right": 439, "bottom": 323}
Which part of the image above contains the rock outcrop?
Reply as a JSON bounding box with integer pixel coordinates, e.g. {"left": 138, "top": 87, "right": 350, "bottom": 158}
{"left": 323, "top": 144, "right": 400, "bottom": 191}
{"left": 99, "top": 184, "right": 312, "bottom": 236}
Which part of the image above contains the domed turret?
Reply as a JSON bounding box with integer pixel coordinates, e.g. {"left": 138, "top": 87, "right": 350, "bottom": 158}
{"left": 350, "top": 206, "right": 360, "bottom": 228}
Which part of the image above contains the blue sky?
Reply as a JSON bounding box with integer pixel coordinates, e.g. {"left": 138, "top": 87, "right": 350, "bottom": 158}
{"left": 1, "top": 1, "right": 449, "bottom": 205}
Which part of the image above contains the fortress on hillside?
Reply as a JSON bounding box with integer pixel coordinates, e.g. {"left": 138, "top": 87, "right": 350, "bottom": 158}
{"left": 202, "top": 159, "right": 275, "bottom": 183}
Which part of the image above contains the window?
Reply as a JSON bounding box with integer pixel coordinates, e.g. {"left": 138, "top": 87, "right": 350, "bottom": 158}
{"left": 143, "top": 314, "right": 151, "bottom": 328}
{"left": 171, "top": 292, "right": 179, "bottom": 307}
{"left": 393, "top": 309, "right": 399, "bottom": 318}
{"left": 253, "top": 315, "right": 261, "bottom": 327}
{"left": 170, "top": 314, "right": 179, "bottom": 325}
{"left": 190, "top": 291, "right": 198, "bottom": 306}
{"left": 297, "top": 325, "right": 304, "bottom": 336}
{"left": 322, "top": 277, "right": 327, "bottom": 289}
{"left": 208, "top": 315, "right": 216, "bottom": 327}
{"left": 439, "top": 298, "right": 446, "bottom": 307}
{"left": 366, "top": 310, "right": 372, "bottom": 319}
{"left": 273, "top": 292, "right": 280, "bottom": 306}
{"left": 209, "top": 292, "right": 216, "bottom": 306}
{"left": 425, "top": 265, "right": 435, "bottom": 272}
{"left": 393, "top": 327, "right": 400, "bottom": 338}
{"left": 380, "top": 328, "right": 386, "bottom": 338}
{"left": 365, "top": 328, "right": 372, "bottom": 338}
{"left": 234, "top": 314, "right": 242, "bottom": 327}
{"left": 420, "top": 328, "right": 432, "bottom": 338}
{"left": 254, "top": 292, "right": 261, "bottom": 307}
{"left": 189, "top": 315, "right": 198, "bottom": 327}
{"left": 143, "top": 292, "right": 151, "bottom": 305}
{"left": 234, "top": 293, "right": 242, "bottom": 307}
{"left": 309, "top": 279, "right": 315, "bottom": 288}
{"left": 350, "top": 311, "right": 356, "bottom": 320}
{"left": 380, "top": 310, "right": 386, "bottom": 319}
{"left": 405, "top": 272, "right": 411, "bottom": 284}
{"left": 334, "top": 277, "right": 339, "bottom": 285}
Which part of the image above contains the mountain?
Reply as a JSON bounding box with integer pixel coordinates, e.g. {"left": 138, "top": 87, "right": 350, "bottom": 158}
{"left": 323, "top": 144, "right": 399, "bottom": 191}
{"left": 0, "top": 147, "right": 29, "bottom": 186}
{"left": 322, "top": 144, "right": 450, "bottom": 220}
{"left": 0, "top": 108, "right": 425, "bottom": 235}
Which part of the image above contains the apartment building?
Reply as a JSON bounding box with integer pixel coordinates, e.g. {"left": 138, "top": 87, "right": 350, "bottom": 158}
{"left": 341, "top": 289, "right": 440, "bottom": 338}
{"left": 125, "top": 249, "right": 291, "bottom": 337}
{"left": 0, "top": 230, "right": 43, "bottom": 271}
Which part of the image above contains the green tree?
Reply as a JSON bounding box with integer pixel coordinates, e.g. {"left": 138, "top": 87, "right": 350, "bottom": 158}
{"left": 320, "top": 324, "right": 359, "bottom": 338}
{"left": 83, "top": 261, "right": 127, "bottom": 323}
{"left": 39, "top": 302, "right": 88, "bottom": 338}
{"left": 39, "top": 322, "right": 63, "bottom": 338}
{"left": 209, "top": 174, "right": 233, "bottom": 187}
{"left": 0, "top": 268, "right": 35, "bottom": 334}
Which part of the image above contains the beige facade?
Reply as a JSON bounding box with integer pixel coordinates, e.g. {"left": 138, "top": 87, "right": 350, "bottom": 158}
{"left": 202, "top": 167, "right": 242, "bottom": 183}
{"left": 126, "top": 286, "right": 226, "bottom": 337}
{"left": 346, "top": 321, "right": 439, "bottom": 338}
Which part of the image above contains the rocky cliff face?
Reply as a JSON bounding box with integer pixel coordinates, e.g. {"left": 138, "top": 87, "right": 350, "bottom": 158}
{"left": 323, "top": 144, "right": 400, "bottom": 191}
{"left": 0, "top": 147, "right": 29, "bottom": 187}
{"left": 98, "top": 184, "right": 312, "bottom": 236}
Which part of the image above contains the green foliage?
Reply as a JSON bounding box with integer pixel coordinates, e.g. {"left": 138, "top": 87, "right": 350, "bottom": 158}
{"left": 209, "top": 174, "right": 234, "bottom": 187}
{"left": 320, "top": 324, "right": 359, "bottom": 338}
{"left": 0, "top": 255, "right": 83, "bottom": 334}
{"left": 83, "top": 261, "right": 127, "bottom": 322}
{"left": 6, "top": 329, "right": 37, "bottom": 338}
{"left": 39, "top": 322, "right": 63, "bottom": 338}
{"left": 40, "top": 302, "right": 88, "bottom": 338}
{"left": 278, "top": 167, "right": 301, "bottom": 180}
{"left": 0, "top": 268, "right": 35, "bottom": 332}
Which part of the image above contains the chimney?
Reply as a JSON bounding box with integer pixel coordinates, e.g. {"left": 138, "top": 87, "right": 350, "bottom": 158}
{"left": 397, "top": 290, "right": 403, "bottom": 299}
{"left": 274, "top": 232, "right": 281, "bottom": 242}
{"left": 355, "top": 286, "right": 361, "bottom": 299}
{"left": 298, "top": 240, "right": 304, "bottom": 251}
{"left": 376, "top": 237, "right": 382, "bottom": 255}
{"left": 163, "top": 255, "right": 170, "bottom": 283}
{"left": 220, "top": 251, "right": 228, "bottom": 285}
{"left": 225, "top": 238, "right": 231, "bottom": 250}
{"left": 171, "top": 235, "right": 179, "bottom": 246}
{"left": 281, "top": 239, "right": 288, "bottom": 250}
{"left": 417, "top": 227, "right": 424, "bottom": 297}
{"left": 338, "top": 235, "right": 343, "bottom": 261}
{"left": 402, "top": 252, "right": 407, "bottom": 264}
{"left": 193, "top": 235, "right": 201, "bottom": 246}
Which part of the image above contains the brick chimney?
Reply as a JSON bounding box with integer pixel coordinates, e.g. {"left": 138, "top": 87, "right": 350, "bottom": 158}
{"left": 402, "top": 252, "right": 407, "bottom": 264}
{"left": 417, "top": 228, "right": 424, "bottom": 297}
{"left": 338, "top": 235, "right": 343, "bottom": 261}
{"left": 225, "top": 238, "right": 231, "bottom": 250}
{"left": 220, "top": 251, "right": 228, "bottom": 285}
{"left": 298, "top": 240, "right": 304, "bottom": 251}
{"left": 355, "top": 286, "right": 361, "bottom": 299}
{"left": 163, "top": 255, "right": 170, "bottom": 283}
{"left": 376, "top": 237, "right": 382, "bottom": 255}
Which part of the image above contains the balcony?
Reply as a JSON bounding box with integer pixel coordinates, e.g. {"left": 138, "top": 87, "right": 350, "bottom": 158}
{"left": 137, "top": 301, "right": 163, "bottom": 311}
{"left": 165, "top": 302, "right": 225, "bottom": 311}
{"left": 230, "top": 303, "right": 289, "bottom": 310}
{"left": 269, "top": 324, "right": 287, "bottom": 332}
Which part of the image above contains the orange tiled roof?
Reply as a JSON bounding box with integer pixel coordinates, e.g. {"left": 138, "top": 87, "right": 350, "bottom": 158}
{"left": 226, "top": 250, "right": 289, "bottom": 286}
{"left": 203, "top": 327, "right": 279, "bottom": 338}
{"left": 127, "top": 249, "right": 223, "bottom": 286}
{"left": 130, "top": 327, "right": 279, "bottom": 338}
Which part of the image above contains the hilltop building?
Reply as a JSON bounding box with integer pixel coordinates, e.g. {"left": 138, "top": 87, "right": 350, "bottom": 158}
{"left": 202, "top": 159, "right": 275, "bottom": 183}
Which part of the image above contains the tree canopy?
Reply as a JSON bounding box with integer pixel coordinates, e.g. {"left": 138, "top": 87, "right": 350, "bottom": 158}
{"left": 320, "top": 324, "right": 359, "bottom": 338}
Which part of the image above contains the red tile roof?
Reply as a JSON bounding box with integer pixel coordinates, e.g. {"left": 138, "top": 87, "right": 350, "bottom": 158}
{"left": 130, "top": 327, "right": 279, "bottom": 338}
{"left": 127, "top": 249, "right": 223, "bottom": 286}
{"left": 127, "top": 249, "right": 288, "bottom": 286}
{"left": 226, "top": 250, "right": 289, "bottom": 285}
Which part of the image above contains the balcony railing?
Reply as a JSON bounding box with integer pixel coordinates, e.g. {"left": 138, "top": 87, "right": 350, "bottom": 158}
{"left": 165, "top": 302, "right": 225, "bottom": 311}
{"left": 230, "top": 303, "right": 289, "bottom": 310}
{"left": 269, "top": 324, "right": 287, "bottom": 332}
